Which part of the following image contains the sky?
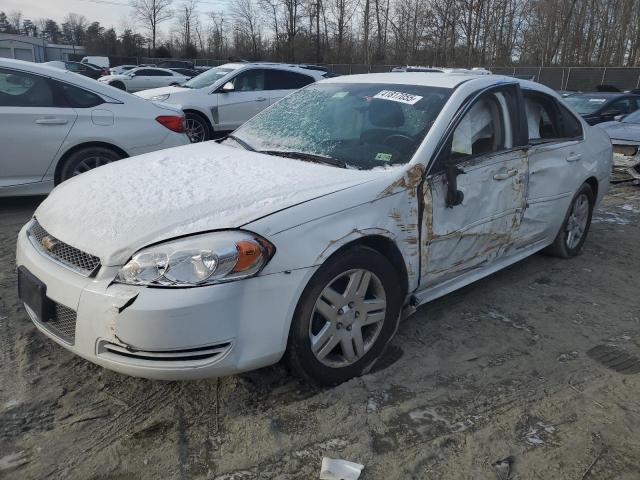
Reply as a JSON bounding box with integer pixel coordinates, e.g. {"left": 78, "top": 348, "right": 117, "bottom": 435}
{"left": 1, "top": 0, "right": 231, "bottom": 34}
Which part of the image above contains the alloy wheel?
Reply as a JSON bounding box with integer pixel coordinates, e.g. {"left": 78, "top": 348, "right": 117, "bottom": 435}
{"left": 309, "top": 268, "right": 387, "bottom": 368}
{"left": 72, "top": 155, "right": 115, "bottom": 176}
{"left": 566, "top": 193, "right": 590, "bottom": 249}
{"left": 185, "top": 117, "right": 206, "bottom": 143}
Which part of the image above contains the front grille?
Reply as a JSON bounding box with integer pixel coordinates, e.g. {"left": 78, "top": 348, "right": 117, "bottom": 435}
{"left": 28, "top": 302, "right": 78, "bottom": 345}
{"left": 97, "top": 341, "right": 232, "bottom": 364}
{"left": 28, "top": 220, "right": 101, "bottom": 276}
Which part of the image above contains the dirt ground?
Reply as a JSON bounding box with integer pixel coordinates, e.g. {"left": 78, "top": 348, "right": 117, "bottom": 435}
{"left": 1, "top": 184, "right": 640, "bottom": 480}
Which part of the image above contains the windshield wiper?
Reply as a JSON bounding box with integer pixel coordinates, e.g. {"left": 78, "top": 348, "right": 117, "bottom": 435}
{"left": 258, "top": 150, "right": 347, "bottom": 168}
{"left": 223, "top": 133, "right": 255, "bottom": 151}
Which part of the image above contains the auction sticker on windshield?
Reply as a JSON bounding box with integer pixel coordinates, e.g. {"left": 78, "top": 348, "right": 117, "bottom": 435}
{"left": 374, "top": 90, "right": 423, "bottom": 105}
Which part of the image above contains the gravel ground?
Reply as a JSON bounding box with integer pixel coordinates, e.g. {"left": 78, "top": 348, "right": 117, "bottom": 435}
{"left": 1, "top": 185, "right": 640, "bottom": 480}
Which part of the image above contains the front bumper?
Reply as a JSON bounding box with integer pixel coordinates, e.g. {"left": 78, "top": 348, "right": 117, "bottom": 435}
{"left": 16, "top": 223, "right": 314, "bottom": 380}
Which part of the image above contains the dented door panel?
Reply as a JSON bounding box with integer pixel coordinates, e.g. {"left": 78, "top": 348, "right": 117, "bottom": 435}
{"left": 420, "top": 149, "right": 528, "bottom": 286}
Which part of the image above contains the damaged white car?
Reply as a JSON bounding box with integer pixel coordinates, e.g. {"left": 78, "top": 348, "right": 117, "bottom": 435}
{"left": 16, "top": 73, "right": 612, "bottom": 385}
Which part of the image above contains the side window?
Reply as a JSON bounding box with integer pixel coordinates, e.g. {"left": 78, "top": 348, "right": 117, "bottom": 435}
{"left": 266, "top": 70, "right": 315, "bottom": 90}
{"left": 65, "top": 62, "right": 79, "bottom": 72}
{"left": 135, "top": 69, "right": 154, "bottom": 76}
{"left": 449, "top": 92, "right": 509, "bottom": 160}
{"left": 523, "top": 93, "right": 560, "bottom": 141}
{"left": 605, "top": 98, "right": 634, "bottom": 115}
{"left": 232, "top": 69, "right": 265, "bottom": 91}
{"left": 557, "top": 103, "right": 583, "bottom": 139}
{"left": 0, "top": 68, "right": 56, "bottom": 107}
{"left": 154, "top": 70, "right": 172, "bottom": 76}
{"left": 53, "top": 81, "right": 104, "bottom": 108}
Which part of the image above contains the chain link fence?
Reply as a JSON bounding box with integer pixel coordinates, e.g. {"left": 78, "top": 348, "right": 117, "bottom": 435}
{"left": 77, "top": 54, "right": 640, "bottom": 92}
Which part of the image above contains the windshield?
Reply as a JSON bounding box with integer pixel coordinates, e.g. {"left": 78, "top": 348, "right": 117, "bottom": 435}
{"left": 229, "top": 83, "right": 451, "bottom": 169}
{"left": 623, "top": 109, "right": 640, "bottom": 123}
{"left": 183, "top": 67, "right": 234, "bottom": 89}
{"left": 564, "top": 95, "right": 608, "bottom": 115}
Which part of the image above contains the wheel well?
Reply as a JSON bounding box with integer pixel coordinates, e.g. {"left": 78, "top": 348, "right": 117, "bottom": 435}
{"left": 54, "top": 142, "right": 128, "bottom": 185}
{"left": 184, "top": 109, "right": 214, "bottom": 135}
{"left": 327, "top": 235, "right": 409, "bottom": 300}
{"left": 585, "top": 176, "right": 599, "bottom": 200}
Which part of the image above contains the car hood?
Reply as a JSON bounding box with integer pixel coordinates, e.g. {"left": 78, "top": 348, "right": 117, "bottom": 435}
{"left": 34, "top": 142, "right": 381, "bottom": 266}
{"left": 135, "top": 86, "right": 191, "bottom": 99}
{"left": 600, "top": 122, "right": 640, "bottom": 143}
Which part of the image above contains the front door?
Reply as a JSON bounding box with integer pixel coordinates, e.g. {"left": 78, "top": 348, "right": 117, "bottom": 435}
{"left": 217, "top": 69, "right": 268, "bottom": 130}
{"left": 0, "top": 68, "right": 76, "bottom": 187}
{"left": 420, "top": 86, "right": 528, "bottom": 287}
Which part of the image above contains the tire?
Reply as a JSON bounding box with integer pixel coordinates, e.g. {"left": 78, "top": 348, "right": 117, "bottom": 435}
{"left": 184, "top": 112, "right": 211, "bottom": 143}
{"left": 58, "top": 146, "right": 123, "bottom": 183}
{"left": 544, "top": 183, "right": 595, "bottom": 258}
{"left": 110, "top": 81, "right": 126, "bottom": 91}
{"left": 286, "top": 246, "right": 402, "bottom": 385}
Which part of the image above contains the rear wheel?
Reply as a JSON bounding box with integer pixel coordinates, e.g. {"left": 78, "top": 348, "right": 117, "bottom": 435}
{"left": 58, "top": 146, "right": 122, "bottom": 183}
{"left": 185, "top": 112, "right": 211, "bottom": 143}
{"left": 286, "top": 246, "right": 402, "bottom": 385}
{"left": 544, "top": 183, "right": 594, "bottom": 258}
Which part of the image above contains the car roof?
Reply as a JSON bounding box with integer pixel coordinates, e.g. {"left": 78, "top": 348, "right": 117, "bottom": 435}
{"left": 319, "top": 72, "right": 526, "bottom": 88}
{"left": 0, "top": 58, "right": 133, "bottom": 102}
{"left": 217, "top": 62, "right": 326, "bottom": 78}
{"left": 130, "top": 66, "right": 177, "bottom": 74}
{"left": 570, "top": 92, "right": 637, "bottom": 98}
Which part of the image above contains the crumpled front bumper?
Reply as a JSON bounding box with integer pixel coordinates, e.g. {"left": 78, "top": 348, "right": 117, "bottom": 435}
{"left": 612, "top": 143, "right": 640, "bottom": 183}
{"left": 15, "top": 222, "right": 315, "bottom": 380}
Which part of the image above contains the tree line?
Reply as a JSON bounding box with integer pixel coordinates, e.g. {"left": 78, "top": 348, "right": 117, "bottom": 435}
{"left": 1, "top": 0, "right": 639, "bottom": 67}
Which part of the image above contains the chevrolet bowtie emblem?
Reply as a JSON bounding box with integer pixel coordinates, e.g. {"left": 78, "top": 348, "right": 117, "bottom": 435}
{"left": 41, "top": 235, "right": 59, "bottom": 252}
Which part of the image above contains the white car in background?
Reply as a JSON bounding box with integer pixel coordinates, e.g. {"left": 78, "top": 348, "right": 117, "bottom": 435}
{"left": 135, "top": 63, "right": 327, "bottom": 142}
{"left": 109, "top": 65, "right": 137, "bottom": 76}
{"left": 98, "top": 67, "right": 189, "bottom": 93}
{"left": 16, "top": 73, "right": 611, "bottom": 385}
{"left": 0, "top": 58, "right": 190, "bottom": 196}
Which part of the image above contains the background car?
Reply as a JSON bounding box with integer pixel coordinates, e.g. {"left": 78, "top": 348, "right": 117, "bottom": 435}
{"left": 169, "top": 67, "right": 200, "bottom": 79}
{"left": 44, "top": 61, "right": 108, "bottom": 79}
{"left": 81, "top": 56, "right": 110, "bottom": 68}
{"left": 563, "top": 92, "right": 640, "bottom": 125}
{"left": 109, "top": 65, "right": 137, "bottom": 76}
{"left": 597, "top": 109, "right": 640, "bottom": 182}
{"left": 0, "top": 58, "right": 190, "bottom": 196}
{"left": 157, "top": 60, "right": 195, "bottom": 69}
{"left": 135, "top": 62, "right": 327, "bottom": 142}
{"left": 98, "top": 67, "right": 189, "bottom": 92}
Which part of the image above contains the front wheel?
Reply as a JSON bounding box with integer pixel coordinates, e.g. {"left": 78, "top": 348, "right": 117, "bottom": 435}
{"left": 286, "top": 246, "right": 402, "bottom": 385}
{"left": 544, "top": 183, "right": 594, "bottom": 258}
{"left": 184, "top": 112, "right": 211, "bottom": 143}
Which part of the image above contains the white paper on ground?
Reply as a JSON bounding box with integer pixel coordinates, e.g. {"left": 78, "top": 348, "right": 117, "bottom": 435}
{"left": 320, "top": 457, "right": 364, "bottom": 480}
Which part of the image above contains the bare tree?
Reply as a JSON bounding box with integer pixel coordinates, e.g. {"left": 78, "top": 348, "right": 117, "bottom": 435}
{"left": 231, "top": 0, "right": 262, "bottom": 58}
{"left": 130, "top": 0, "right": 173, "bottom": 50}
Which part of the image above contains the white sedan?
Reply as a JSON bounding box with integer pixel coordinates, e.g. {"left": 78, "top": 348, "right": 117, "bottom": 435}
{"left": 16, "top": 73, "right": 611, "bottom": 385}
{"left": 0, "top": 59, "right": 190, "bottom": 196}
{"left": 98, "top": 67, "right": 189, "bottom": 92}
{"left": 135, "top": 63, "right": 327, "bottom": 142}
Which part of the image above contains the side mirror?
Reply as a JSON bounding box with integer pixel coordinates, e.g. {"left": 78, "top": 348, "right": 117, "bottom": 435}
{"left": 614, "top": 114, "right": 627, "bottom": 122}
{"left": 221, "top": 81, "right": 234, "bottom": 92}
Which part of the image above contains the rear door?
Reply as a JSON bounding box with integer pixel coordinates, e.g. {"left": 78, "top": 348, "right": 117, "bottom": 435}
{"left": 420, "top": 85, "right": 529, "bottom": 287}
{"left": 128, "top": 69, "right": 157, "bottom": 91}
{"left": 0, "top": 68, "right": 76, "bottom": 187}
{"left": 514, "top": 91, "right": 586, "bottom": 246}
{"left": 216, "top": 68, "right": 268, "bottom": 130}
{"left": 266, "top": 69, "right": 316, "bottom": 105}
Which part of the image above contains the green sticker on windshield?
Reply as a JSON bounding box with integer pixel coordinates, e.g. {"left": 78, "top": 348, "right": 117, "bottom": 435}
{"left": 332, "top": 91, "right": 349, "bottom": 99}
{"left": 375, "top": 153, "right": 392, "bottom": 162}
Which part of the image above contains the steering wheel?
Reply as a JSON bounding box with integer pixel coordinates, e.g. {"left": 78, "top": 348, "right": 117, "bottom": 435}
{"left": 383, "top": 134, "right": 415, "bottom": 153}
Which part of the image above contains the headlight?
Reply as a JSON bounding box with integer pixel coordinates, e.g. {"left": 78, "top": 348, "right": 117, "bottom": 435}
{"left": 116, "top": 231, "right": 274, "bottom": 287}
{"left": 150, "top": 94, "right": 170, "bottom": 102}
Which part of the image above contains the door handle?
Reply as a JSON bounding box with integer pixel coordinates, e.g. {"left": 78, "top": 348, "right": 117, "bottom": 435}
{"left": 35, "top": 118, "right": 68, "bottom": 125}
{"left": 256, "top": 97, "right": 267, "bottom": 102}
{"left": 493, "top": 169, "right": 518, "bottom": 181}
{"left": 566, "top": 152, "right": 582, "bottom": 162}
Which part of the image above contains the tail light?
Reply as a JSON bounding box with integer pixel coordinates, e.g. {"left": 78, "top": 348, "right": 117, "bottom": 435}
{"left": 156, "top": 115, "right": 186, "bottom": 133}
